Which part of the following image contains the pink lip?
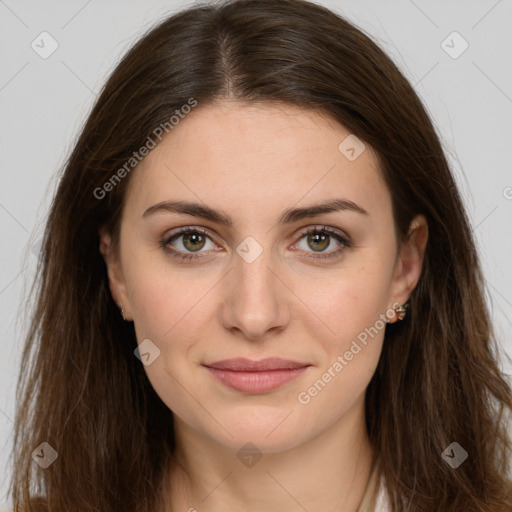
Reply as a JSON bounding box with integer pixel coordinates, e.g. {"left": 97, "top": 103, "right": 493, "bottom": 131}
{"left": 203, "top": 357, "right": 311, "bottom": 393}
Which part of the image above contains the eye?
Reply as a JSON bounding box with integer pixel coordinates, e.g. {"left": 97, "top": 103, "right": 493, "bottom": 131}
{"left": 160, "top": 225, "right": 351, "bottom": 262}
{"left": 292, "top": 225, "right": 351, "bottom": 260}
{"left": 161, "top": 227, "right": 218, "bottom": 261}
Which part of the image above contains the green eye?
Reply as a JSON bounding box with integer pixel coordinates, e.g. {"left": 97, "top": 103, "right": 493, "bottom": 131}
{"left": 161, "top": 225, "right": 351, "bottom": 262}
{"left": 294, "top": 226, "right": 351, "bottom": 260}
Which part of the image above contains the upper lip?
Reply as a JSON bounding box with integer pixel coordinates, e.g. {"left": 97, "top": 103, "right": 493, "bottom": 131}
{"left": 204, "top": 357, "right": 310, "bottom": 372}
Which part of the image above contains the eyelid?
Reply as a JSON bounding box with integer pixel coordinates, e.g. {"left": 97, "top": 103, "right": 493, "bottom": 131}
{"left": 294, "top": 224, "right": 351, "bottom": 245}
{"left": 289, "top": 225, "right": 351, "bottom": 261}
{"left": 161, "top": 224, "right": 351, "bottom": 260}
{"left": 162, "top": 224, "right": 350, "bottom": 244}
{"left": 165, "top": 226, "right": 216, "bottom": 242}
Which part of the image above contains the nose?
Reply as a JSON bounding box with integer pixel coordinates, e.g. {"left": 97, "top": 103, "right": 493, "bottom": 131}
{"left": 220, "top": 245, "right": 291, "bottom": 341}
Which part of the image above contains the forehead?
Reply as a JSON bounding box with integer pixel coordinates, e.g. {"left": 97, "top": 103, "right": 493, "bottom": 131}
{"left": 124, "top": 101, "right": 390, "bottom": 222}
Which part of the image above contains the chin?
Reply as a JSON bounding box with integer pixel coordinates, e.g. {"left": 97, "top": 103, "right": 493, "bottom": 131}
{"left": 207, "top": 409, "right": 311, "bottom": 454}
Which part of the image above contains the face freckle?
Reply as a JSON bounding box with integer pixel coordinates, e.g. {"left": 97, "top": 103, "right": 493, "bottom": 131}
{"left": 111, "top": 100, "right": 410, "bottom": 453}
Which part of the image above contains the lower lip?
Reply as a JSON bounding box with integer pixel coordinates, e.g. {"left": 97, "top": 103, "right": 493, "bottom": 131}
{"left": 205, "top": 367, "right": 309, "bottom": 393}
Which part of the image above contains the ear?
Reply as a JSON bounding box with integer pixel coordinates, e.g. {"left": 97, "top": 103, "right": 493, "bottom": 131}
{"left": 387, "top": 214, "right": 428, "bottom": 322}
{"left": 98, "top": 226, "right": 133, "bottom": 321}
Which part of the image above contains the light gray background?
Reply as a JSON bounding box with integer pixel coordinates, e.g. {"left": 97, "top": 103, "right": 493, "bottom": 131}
{"left": 1, "top": 0, "right": 511, "bottom": 507}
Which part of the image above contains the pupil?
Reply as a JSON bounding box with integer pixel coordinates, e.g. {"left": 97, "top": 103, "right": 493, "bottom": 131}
{"left": 184, "top": 233, "right": 205, "bottom": 251}
{"left": 309, "top": 233, "right": 329, "bottom": 252}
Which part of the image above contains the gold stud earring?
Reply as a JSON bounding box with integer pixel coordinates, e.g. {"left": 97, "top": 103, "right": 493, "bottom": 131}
{"left": 386, "top": 302, "right": 409, "bottom": 323}
{"left": 395, "top": 303, "right": 409, "bottom": 321}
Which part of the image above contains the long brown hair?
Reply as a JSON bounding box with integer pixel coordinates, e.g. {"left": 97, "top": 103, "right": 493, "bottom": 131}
{"left": 11, "top": 0, "right": 512, "bottom": 510}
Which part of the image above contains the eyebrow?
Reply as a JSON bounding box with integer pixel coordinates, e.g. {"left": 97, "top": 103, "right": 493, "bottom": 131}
{"left": 142, "top": 198, "right": 369, "bottom": 225}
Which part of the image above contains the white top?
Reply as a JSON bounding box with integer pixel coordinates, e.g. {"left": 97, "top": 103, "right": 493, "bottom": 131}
{"left": 374, "top": 475, "right": 392, "bottom": 511}
{"left": 356, "top": 458, "right": 392, "bottom": 512}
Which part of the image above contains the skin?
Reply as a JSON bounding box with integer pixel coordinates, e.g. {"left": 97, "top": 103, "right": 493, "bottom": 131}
{"left": 99, "top": 101, "right": 428, "bottom": 512}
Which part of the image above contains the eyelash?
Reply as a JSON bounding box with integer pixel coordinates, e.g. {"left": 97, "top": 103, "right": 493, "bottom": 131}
{"left": 160, "top": 226, "right": 351, "bottom": 262}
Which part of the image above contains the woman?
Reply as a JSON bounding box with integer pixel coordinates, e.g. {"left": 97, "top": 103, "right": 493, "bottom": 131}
{"left": 10, "top": 0, "right": 512, "bottom": 510}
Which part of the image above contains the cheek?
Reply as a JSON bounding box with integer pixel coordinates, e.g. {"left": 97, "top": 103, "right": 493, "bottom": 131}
{"left": 123, "top": 260, "right": 208, "bottom": 415}
{"left": 294, "top": 269, "right": 389, "bottom": 418}
{"left": 291, "top": 252, "right": 393, "bottom": 408}
{"left": 123, "top": 244, "right": 213, "bottom": 338}
{"left": 123, "top": 250, "right": 219, "bottom": 379}
{"left": 302, "top": 255, "right": 394, "bottom": 351}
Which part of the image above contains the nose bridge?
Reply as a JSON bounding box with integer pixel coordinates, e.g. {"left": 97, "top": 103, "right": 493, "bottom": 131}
{"left": 233, "top": 234, "right": 279, "bottom": 301}
{"left": 221, "top": 234, "right": 289, "bottom": 339}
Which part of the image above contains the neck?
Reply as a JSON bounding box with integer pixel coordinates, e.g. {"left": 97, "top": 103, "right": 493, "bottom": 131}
{"left": 162, "top": 395, "right": 374, "bottom": 512}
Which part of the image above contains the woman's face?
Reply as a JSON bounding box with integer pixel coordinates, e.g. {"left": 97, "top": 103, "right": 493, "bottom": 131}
{"left": 101, "top": 101, "right": 427, "bottom": 453}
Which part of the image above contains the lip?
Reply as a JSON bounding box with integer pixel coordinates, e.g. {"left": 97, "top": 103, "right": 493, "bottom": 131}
{"left": 205, "top": 357, "right": 309, "bottom": 371}
{"left": 203, "top": 357, "right": 311, "bottom": 393}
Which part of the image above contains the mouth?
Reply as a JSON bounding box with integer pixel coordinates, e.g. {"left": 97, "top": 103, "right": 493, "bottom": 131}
{"left": 203, "top": 357, "right": 311, "bottom": 393}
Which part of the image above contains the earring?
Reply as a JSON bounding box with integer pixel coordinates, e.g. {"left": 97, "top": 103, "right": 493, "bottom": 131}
{"left": 395, "top": 303, "right": 409, "bottom": 321}
{"left": 120, "top": 307, "right": 127, "bottom": 321}
{"left": 386, "top": 302, "right": 409, "bottom": 323}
